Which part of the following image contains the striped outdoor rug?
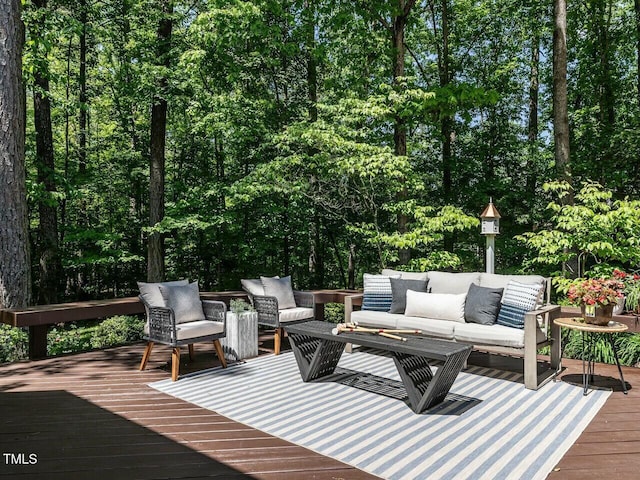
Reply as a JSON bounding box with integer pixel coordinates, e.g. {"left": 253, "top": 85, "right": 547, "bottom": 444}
{"left": 150, "top": 350, "right": 610, "bottom": 480}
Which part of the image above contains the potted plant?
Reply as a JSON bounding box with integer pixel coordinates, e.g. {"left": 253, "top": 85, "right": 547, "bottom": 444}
{"left": 567, "top": 277, "right": 625, "bottom": 325}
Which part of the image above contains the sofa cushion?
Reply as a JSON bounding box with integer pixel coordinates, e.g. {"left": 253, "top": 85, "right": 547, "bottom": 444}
{"left": 396, "top": 315, "right": 456, "bottom": 340}
{"left": 496, "top": 280, "right": 544, "bottom": 329}
{"left": 362, "top": 273, "right": 399, "bottom": 311}
{"left": 381, "top": 269, "right": 429, "bottom": 281}
{"left": 479, "top": 273, "right": 546, "bottom": 303}
{"left": 427, "top": 272, "right": 481, "bottom": 294}
{"left": 351, "top": 310, "right": 402, "bottom": 329}
{"left": 404, "top": 290, "right": 466, "bottom": 323}
{"left": 143, "top": 319, "right": 224, "bottom": 340}
{"left": 453, "top": 322, "right": 547, "bottom": 348}
{"left": 138, "top": 279, "right": 189, "bottom": 308}
{"left": 464, "top": 283, "right": 503, "bottom": 325}
{"left": 389, "top": 278, "right": 429, "bottom": 314}
{"left": 261, "top": 275, "right": 296, "bottom": 309}
{"left": 159, "top": 282, "right": 205, "bottom": 324}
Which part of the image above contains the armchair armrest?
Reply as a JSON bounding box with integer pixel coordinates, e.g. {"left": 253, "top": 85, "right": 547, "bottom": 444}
{"left": 252, "top": 294, "right": 279, "bottom": 327}
{"left": 202, "top": 300, "right": 227, "bottom": 332}
{"left": 293, "top": 290, "right": 315, "bottom": 310}
{"left": 345, "top": 294, "right": 364, "bottom": 323}
{"left": 147, "top": 305, "right": 177, "bottom": 343}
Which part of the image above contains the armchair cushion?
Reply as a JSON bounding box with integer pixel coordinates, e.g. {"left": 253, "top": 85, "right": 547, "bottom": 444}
{"left": 261, "top": 275, "right": 296, "bottom": 309}
{"left": 175, "top": 320, "right": 224, "bottom": 341}
{"left": 242, "top": 278, "right": 266, "bottom": 297}
{"left": 278, "top": 307, "right": 314, "bottom": 322}
{"left": 159, "top": 282, "right": 205, "bottom": 324}
{"left": 138, "top": 279, "right": 188, "bottom": 308}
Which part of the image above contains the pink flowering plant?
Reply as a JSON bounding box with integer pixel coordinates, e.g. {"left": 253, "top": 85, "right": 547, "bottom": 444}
{"left": 567, "top": 277, "right": 624, "bottom": 307}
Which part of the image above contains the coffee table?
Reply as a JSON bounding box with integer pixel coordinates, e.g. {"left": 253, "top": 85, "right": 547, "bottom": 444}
{"left": 284, "top": 321, "right": 471, "bottom": 413}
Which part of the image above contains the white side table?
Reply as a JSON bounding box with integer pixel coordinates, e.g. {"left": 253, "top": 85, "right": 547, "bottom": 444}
{"left": 221, "top": 311, "right": 258, "bottom": 361}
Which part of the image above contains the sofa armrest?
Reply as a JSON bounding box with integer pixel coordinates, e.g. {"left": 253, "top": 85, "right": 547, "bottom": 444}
{"left": 345, "top": 294, "right": 363, "bottom": 323}
{"left": 523, "top": 304, "right": 561, "bottom": 389}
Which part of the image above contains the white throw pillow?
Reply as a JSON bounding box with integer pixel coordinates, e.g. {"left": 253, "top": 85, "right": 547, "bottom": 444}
{"left": 404, "top": 290, "right": 466, "bottom": 323}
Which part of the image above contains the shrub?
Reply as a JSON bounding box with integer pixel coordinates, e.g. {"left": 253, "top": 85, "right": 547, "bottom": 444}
{"left": 0, "top": 325, "right": 28, "bottom": 363}
{"left": 48, "top": 323, "right": 94, "bottom": 355}
{"left": 323, "top": 303, "right": 344, "bottom": 324}
{"left": 90, "top": 315, "right": 145, "bottom": 349}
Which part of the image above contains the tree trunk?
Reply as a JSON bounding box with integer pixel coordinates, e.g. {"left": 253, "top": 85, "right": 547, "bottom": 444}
{"left": 32, "top": 0, "right": 60, "bottom": 304}
{"left": 78, "top": 0, "right": 87, "bottom": 175}
{"left": 636, "top": 0, "right": 640, "bottom": 109}
{"left": 147, "top": 0, "right": 173, "bottom": 283}
{"left": 527, "top": 34, "right": 540, "bottom": 206}
{"left": 553, "top": 0, "right": 572, "bottom": 201}
{"left": 392, "top": 1, "right": 415, "bottom": 265}
{"left": 0, "top": 0, "right": 31, "bottom": 308}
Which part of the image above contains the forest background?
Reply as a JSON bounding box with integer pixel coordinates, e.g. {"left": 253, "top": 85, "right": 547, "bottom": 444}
{"left": 5, "top": 0, "right": 640, "bottom": 307}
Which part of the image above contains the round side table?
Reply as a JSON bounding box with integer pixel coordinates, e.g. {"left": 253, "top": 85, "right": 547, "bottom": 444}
{"left": 554, "top": 317, "right": 628, "bottom": 395}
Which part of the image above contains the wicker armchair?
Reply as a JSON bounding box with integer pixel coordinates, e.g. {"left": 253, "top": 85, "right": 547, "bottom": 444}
{"left": 139, "top": 296, "right": 227, "bottom": 381}
{"left": 245, "top": 289, "right": 315, "bottom": 355}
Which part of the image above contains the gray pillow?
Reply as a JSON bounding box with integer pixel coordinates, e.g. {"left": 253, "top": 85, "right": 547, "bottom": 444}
{"left": 389, "top": 278, "right": 429, "bottom": 314}
{"left": 241, "top": 278, "right": 265, "bottom": 297}
{"left": 159, "top": 282, "right": 205, "bottom": 324}
{"left": 261, "top": 275, "right": 297, "bottom": 310}
{"left": 464, "top": 283, "right": 503, "bottom": 325}
{"left": 138, "top": 279, "right": 189, "bottom": 308}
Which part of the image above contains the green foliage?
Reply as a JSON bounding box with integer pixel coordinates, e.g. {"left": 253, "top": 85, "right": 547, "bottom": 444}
{"left": 323, "top": 303, "right": 344, "bottom": 324}
{"left": 517, "top": 182, "right": 640, "bottom": 279}
{"left": 560, "top": 330, "right": 640, "bottom": 368}
{"left": 90, "top": 315, "right": 145, "bottom": 349}
{"left": 48, "top": 323, "right": 95, "bottom": 356}
{"left": 0, "top": 325, "right": 29, "bottom": 364}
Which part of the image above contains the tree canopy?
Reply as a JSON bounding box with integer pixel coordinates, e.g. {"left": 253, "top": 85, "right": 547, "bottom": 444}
{"left": 4, "top": 0, "right": 640, "bottom": 303}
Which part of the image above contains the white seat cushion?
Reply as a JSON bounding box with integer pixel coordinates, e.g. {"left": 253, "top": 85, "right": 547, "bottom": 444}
{"left": 144, "top": 320, "right": 224, "bottom": 341}
{"left": 453, "top": 322, "right": 547, "bottom": 349}
{"left": 176, "top": 320, "right": 224, "bottom": 341}
{"left": 396, "top": 316, "right": 456, "bottom": 340}
{"left": 278, "top": 307, "right": 314, "bottom": 323}
{"left": 351, "top": 310, "right": 402, "bottom": 329}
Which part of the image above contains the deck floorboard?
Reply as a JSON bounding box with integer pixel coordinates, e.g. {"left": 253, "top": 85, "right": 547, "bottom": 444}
{"left": 1, "top": 335, "right": 639, "bottom": 479}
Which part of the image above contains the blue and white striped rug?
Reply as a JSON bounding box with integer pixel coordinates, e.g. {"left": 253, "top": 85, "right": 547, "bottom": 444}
{"left": 150, "top": 350, "right": 610, "bottom": 480}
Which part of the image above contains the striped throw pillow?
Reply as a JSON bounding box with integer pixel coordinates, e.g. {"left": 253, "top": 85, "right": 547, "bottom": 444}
{"left": 361, "top": 273, "right": 399, "bottom": 312}
{"left": 496, "top": 280, "right": 544, "bottom": 329}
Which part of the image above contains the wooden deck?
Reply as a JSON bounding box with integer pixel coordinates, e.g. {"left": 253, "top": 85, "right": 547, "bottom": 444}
{"left": 1, "top": 335, "right": 639, "bottom": 479}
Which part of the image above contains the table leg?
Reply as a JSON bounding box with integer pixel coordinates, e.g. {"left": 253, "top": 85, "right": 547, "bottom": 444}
{"left": 392, "top": 348, "right": 470, "bottom": 413}
{"left": 287, "top": 333, "right": 345, "bottom": 382}
{"left": 607, "top": 335, "right": 628, "bottom": 394}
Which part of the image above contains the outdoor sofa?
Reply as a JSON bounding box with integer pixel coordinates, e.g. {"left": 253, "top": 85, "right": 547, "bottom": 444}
{"left": 344, "top": 270, "right": 561, "bottom": 390}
